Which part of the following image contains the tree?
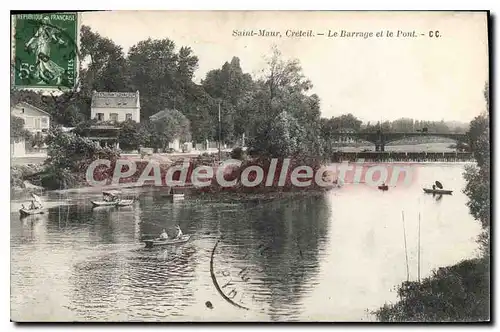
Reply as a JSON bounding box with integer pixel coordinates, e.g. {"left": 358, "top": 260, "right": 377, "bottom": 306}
{"left": 324, "top": 114, "right": 363, "bottom": 132}
{"left": 201, "top": 57, "right": 255, "bottom": 142}
{"left": 80, "top": 25, "right": 130, "bottom": 96}
{"left": 148, "top": 109, "right": 192, "bottom": 150}
{"left": 463, "top": 83, "right": 490, "bottom": 252}
{"left": 118, "top": 119, "right": 142, "bottom": 151}
{"left": 43, "top": 127, "right": 120, "bottom": 189}
{"left": 468, "top": 113, "right": 489, "bottom": 155}
{"left": 11, "top": 116, "right": 31, "bottom": 143}
{"left": 250, "top": 111, "right": 305, "bottom": 158}
{"left": 182, "top": 84, "right": 217, "bottom": 143}
{"left": 244, "top": 47, "right": 321, "bottom": 156}
{"left": 261, "top": 46, "right": 312, "bottom": 106}
{"left": 463, "top": 113, "right": 490, "bottom": 249}
{"left": 127, "top": 38, "right": 199, "bottom": 121}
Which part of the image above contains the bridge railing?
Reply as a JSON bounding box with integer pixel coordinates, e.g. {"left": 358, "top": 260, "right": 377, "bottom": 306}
{"left": 330, "top": 151, "right": 473, "bottom": 163}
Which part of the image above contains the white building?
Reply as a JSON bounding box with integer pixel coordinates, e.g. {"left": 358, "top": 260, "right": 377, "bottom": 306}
{"left": 11, "top": 102, "right": 50, "bottom": 133}
{"left": 91, "top": 91, "right": 141, "bottom": 123}
{"left": 11, "top": 102, "right": 51, "bottom": 157}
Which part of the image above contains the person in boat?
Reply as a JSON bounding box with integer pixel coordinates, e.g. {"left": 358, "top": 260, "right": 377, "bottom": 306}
{"left": 29, "top": 200, "right": 38, "bottom": 210}
{"left": 175, "top": 225, "right": 183, "bottom": 239}
{"left": 159, "top": 229, "right": 169, "bottom": 241}
{"left": 432, "top": 185, "right": 436, "bottom": 190}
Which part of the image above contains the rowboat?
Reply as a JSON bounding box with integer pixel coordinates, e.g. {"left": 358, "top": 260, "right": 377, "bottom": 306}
{"left": 378, "top": 184, "right": 389, "bottom": 191}
{"left": 423, "top": 188, "right": 453, "bottom": 195}
{"left": 91, "top": 201, "right": 116, "bottom": 207}
{"left": 92, "top": 190, "right": 135, "bottom": 207}
{"left": 143, "top": 235, "right": 191, "bottom": 248}
{"left": 116, "top": 199, "right": 135, "bottom": 207}
{"left": 19, "top": 208, "right": 45, "bottom": 217}
{"left": 20, "top": 193, "right": 45, "bottom": 217}
{"left": 91, "top": 199, "right": 135, "bottom": 207}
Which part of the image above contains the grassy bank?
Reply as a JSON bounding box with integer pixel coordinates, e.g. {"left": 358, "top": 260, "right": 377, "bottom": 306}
{"left": 374, "top": 257, "right": 490, "bottom": 322}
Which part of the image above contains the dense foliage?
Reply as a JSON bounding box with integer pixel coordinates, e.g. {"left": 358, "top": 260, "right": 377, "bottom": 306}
{"left": 375, "top": 258, "right": 489, "bottom": 322}
{"left": 41, "top": 127, "right": 120, "bottom": 189}
{"left": 11, "top": 116, "right": 31, "bottom": 143}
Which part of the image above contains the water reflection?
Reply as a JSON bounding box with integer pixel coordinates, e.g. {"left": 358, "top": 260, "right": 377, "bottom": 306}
{"left": 210, "top": 195, "right": 330, "bottom": 321}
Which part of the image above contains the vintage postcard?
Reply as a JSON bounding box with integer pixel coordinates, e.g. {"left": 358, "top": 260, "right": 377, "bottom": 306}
{"left": 10, "top": 11, "right": 490, "bottom": 322}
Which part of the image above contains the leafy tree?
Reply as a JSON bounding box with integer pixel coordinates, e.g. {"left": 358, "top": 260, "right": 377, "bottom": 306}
{"left": 11, "top": 87, "right": 88, "bottom": 127}
{"left": 148, "top": 109, "right": 192, "bottom": 150}
{"left": 321, "top": 114, "right": 362, "bottom": 133}
{"left": 468, "top": 113, "right": 489, "bottom": 155}
{"left": 118, "top": 119, "right": 142, "bottom": 151}
{"left": 10, "top": 89, "right": 48, "bottom": 110}
{"left": 80, "top": 25, "right": 130, "bottom": 96}
{"left": 463, "top": 110, "right": 490, "bottom": 252}
{"left": 260, "top": 46, "right": 312, "bottom": 106}
{"left": 43, "top": 127, "right": 120, "bottom": 189}
{"left": 463, "top": 84, "right": 490, "bottom": 245}
{"left": 183, "top": 84, "right": 217, "bottom": 143}
{"left": 242, "top": 47, "right": 322, "bottom": 156}
{"left": 176, "top": 46, "right": 199, "bottom": 86}
{"left": 250, "top": 111, "right": 305, "bottom": 158}
{"left": 127, "top": 38, "right": 198, "bottom": 121}
{"left": 201, "top": 57, "right": 255, "bottom": 142}
{"left": 11, "top": 116, "right": 31, "bottom": 143}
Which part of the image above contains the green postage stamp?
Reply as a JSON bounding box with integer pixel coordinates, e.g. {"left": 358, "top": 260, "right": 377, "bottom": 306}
{"left": 12, "top": 12, "right": 79, "bottom": 90}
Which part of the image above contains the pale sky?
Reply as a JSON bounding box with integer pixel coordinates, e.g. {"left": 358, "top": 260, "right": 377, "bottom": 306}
{"left": 81, "top": 11, "right": 489, "bottom": 123}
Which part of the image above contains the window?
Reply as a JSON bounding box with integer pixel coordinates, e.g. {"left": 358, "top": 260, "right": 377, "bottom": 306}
{"left": 110, "top": 113, "right": 118, "bottom": 122}
{"left": 96, "top": 113, "right": 104, "bottom": 121}
{"left": 126, "top": 113, "right": 132, "bottom": 121}
{"left": 25, "top": 117, "right": 34, "bottom": 128}
{"left": 41, "top": 117, "right": 48, "bottom": 128}
{"left": 34, "top": 118, "right": 41, "bottom": 129}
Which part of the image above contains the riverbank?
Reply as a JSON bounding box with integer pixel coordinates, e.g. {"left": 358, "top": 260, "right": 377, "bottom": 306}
{"left": 13, "top": 158, "right": 474, "bottom": 195}
{"left": 374, "top": 257, "right": 490, "bottom": 322}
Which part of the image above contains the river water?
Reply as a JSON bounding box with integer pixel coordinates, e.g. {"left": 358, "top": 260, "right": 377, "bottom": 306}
{"left": 10, "top": 163, "right": 482, "bottom": 322}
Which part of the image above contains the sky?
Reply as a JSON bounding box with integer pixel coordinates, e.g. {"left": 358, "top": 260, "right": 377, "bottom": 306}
{"left": 81, "top": 11, "right": 489, "bottom": 123}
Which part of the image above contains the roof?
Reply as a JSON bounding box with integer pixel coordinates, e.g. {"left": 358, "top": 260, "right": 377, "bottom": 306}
{"left": 149, "top": 109, "right": 178, "bottom": 121}
{"left": 91, "top": 91, "right": 140, "bottom": 109}
{"left": 13, "top": 102, "right": 51, "bottom": 116}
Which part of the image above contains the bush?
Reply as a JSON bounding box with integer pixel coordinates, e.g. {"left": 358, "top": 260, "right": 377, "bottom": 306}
{"left": 230, "top": 147, "right": 246, "bottom": 160}
{"left": 375, "top": 258, "right": 490, "bottom": 322}
{"left": 40, "top": 167, "right": 77, "bottom": 190}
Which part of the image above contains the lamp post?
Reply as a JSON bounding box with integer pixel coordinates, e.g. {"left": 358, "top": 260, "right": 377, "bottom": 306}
{"left": 218, "top": 101, "right": 222, "bottom": 163}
